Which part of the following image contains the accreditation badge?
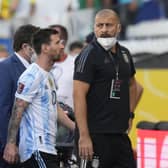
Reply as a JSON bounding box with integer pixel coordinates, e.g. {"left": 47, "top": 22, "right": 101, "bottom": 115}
{"left": 109, "top": 79, "right": 122, "bottom": 99}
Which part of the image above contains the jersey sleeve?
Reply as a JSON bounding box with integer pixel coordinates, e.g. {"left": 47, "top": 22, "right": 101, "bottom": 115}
{"left": 73, "top": 45, "right": 95, "bottom": 84}
{"left": 15, "top": 71, "right": 40, "bottom": 103}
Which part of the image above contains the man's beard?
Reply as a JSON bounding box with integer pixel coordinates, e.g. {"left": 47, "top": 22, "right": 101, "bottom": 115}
{"left": 52, "top": 54, "right": 61, "bottom": 62}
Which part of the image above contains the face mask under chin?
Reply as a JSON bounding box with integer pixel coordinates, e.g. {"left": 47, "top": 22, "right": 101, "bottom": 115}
{"left": 97, "top": 37, "right": 117, "bottom": 51}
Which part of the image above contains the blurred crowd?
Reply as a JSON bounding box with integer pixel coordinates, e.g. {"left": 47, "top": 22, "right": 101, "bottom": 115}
{"left": 0, "top": 0, "right": 168, "bottom": 56}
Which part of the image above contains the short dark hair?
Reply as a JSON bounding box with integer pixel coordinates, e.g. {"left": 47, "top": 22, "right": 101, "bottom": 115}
{"left": 32, "top": 28, "right": 59, "bottom": 54}
{"left": 13, "top": 24, "right": 39, "bottom": 52}
{"left": 49, "top": 24, "right": 68, "bottom": 45}
{"left": 69, "top": 41, "right": 83, "bottom": 52}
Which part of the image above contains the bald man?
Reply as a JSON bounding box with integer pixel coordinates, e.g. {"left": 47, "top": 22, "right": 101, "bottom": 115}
{"left": 73, "top": 9, "right": 136, "bottom": 167}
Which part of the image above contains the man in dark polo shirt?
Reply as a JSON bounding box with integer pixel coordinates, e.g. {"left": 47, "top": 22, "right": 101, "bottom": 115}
{"left": 73, "top": 9, "right": 137, "bottom": 168}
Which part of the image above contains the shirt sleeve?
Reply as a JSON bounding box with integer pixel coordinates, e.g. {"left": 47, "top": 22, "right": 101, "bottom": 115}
{"left": 15, "top": 71, "right": 40, "bottom": 103}
{"left": 126, "top": 49, "right": 136, "bottom": 77}
{"left": 73, "top": 45, "right": 95, "bottom": 84}
{"left": 129, "top": 56, "right": 136, "bottom": 77}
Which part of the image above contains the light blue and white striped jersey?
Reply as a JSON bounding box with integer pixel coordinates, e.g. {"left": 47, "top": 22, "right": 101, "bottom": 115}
{"left": 15, "top": 63, "right": 57, "bottom": 162}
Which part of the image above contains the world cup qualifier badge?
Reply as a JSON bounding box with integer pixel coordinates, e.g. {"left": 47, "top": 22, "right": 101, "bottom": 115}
{"left": 17, "top": 83, "right": 25, "bottom": 94}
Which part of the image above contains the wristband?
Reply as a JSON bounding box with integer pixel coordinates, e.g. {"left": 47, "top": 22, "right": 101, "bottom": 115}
{"left": 130, "top": 112, "right": 135, "bottom": 119}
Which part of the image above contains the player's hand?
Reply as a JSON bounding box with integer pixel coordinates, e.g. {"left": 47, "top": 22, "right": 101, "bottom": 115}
{"left": 79, "top": 134, "right": 94, "bottom": 160}
{"left": 3, "top": 143, "right": 19, "bottom": 164}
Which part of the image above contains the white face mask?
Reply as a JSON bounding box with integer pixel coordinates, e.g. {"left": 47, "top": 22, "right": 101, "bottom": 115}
{"left": 97, "top": 37, "right": 117, "bottom": 51}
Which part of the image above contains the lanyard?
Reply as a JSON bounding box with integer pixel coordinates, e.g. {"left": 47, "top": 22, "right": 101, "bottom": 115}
{"left": 108, "top": 50, "right": 119, "bottom": 80}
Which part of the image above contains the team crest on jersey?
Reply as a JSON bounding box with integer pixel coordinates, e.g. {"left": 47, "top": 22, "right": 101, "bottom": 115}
{"left": 122, "top": 52, "right": 129, "bottom": 63}
{"left": 17, "top": 83, "right": 25, "bottom": 94}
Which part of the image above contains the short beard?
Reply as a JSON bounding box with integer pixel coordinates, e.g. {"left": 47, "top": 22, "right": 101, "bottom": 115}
{"left": 53, "top": 54, "right": 61, "bottom": 62}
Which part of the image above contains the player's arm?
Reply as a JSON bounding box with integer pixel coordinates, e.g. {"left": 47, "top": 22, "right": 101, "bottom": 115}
{"left": 74, "top": 80, "right": 90, "bottom": 138}
{"left": 57, "top": 104, "right": 75, "bottom": 131}
{"left": 129, "top": 76, "right": 137, "bottom": 113}
{"left": 3, "top": 98, "right": 29, "bottom": 163}
{"left": 135, "top": 81, "right": 143, "bottom": 108}
{"left": 74, "top": 80, "right": 93, "bottom": 160}
{"left": 128, "top": 76, "right": 137, "bottom": 133}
